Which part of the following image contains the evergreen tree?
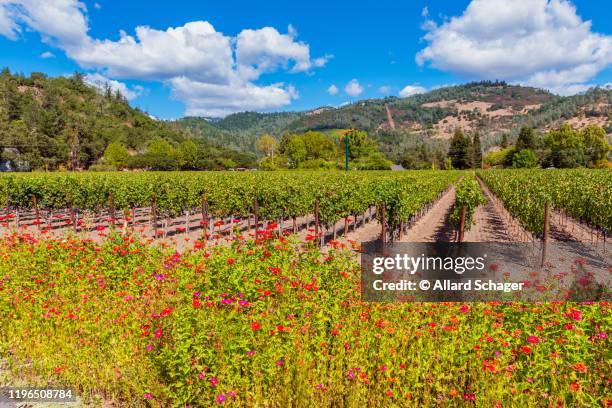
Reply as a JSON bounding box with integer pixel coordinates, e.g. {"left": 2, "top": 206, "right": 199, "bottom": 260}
{"left": 516, "top": 126, "right": 536, "bottom": 150}
{"left": 448, "top": 128, "right": 472, "bottom": 169}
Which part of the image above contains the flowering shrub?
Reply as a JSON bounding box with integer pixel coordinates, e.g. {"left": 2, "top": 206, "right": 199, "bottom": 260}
{"left": 0, "top": 233, "right": 609, "bottom": 406}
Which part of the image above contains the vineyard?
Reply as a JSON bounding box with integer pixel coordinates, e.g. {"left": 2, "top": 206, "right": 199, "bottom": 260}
{"left": 0, "top": 171, "right": 461, "bottom": 244}
{"left": 0, "top": 169, "right": 611, "bottom": 407}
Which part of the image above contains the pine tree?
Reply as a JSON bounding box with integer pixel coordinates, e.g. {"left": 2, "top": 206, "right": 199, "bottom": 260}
{"left": 448, "top": 128, "right": 472, "bottom": 169}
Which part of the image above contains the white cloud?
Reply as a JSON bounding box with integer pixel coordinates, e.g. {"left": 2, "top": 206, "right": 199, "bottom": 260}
{"left": 40, "top": 51, "right": 55, "bottom": 58}
{"left": 416, "top": 0, "right": 612, "bottom": 95}
{"left": 94, "top": 2, "right": 101, "bottom": 9}
{"left": 344, "top": 79, "right": 363, "bottom": 97}
{"left": 327, "top": 84, "right": 338, "bottom": 95}
{"left": 421, "top": 6, "right": 429, "bottom": 17}
{"left": 378, "top": 85, "right": 391, "bottom": 94}
{"left": 399, "top": 85, "right": 427, "bottom": 97}
{"left": 84, "top": 73, "right": 143, "bottom": 100}
{"left": 0, "top": 1, "right": 328, "bottom": 116}
{"left": 236, "top": 26, "right": 313, "bottom": 80}
{"left": 169, "top": 76, "right": 297, "bottom": 117}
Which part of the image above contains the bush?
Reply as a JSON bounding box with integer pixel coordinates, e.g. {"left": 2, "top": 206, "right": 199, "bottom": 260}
{"left": 511, "top": 149, "right": 539, "bottom": 168}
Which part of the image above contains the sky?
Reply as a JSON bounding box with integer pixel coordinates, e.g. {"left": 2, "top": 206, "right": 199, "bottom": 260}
{"left": 0, "top": 0, "right": 611, "bottom": 119}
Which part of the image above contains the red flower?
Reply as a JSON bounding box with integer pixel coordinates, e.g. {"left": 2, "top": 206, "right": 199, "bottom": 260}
{"left": 526, "top": 336, "right": 540, "bottom": 344}
{"left": 226, "top": 258, "right": 236, "bottom": 265}
{"left": 192, "top": 299, "right": 202, "bottom": 309}
{"left": 520, "top": 346, "right": 532, "bottom": 354}
{"left": 251, "top": 321, "right": 262, "bottom": 331}
{"left": 572, "top": 363, "right": 587, "bottom": 373}
{"left": 569, "top": 382, "right": 580, "bottom": 393}
{"left": 566, "top": 309, "right": 582, "bottom": 321}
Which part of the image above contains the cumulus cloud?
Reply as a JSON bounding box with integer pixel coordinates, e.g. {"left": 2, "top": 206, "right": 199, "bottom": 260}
{"left": 378, "top": 85, "right": 391, "bottom": 94}
{"left": 40, "top": 51, "right": 55, "bottom": 58}
{"left": 416, "top": 0, "right": 612, "bottom": 95}
{"left": 327, "top": 84, "right": 338, "bottom": 95}
{"left": 170, "top": 76, "right": 297, "bottom": 117}
{"left": 344, "top": 79, "right": 363, "bottom": 97}
{"left": 0, "top": 1, "right": 328, "bottom": 116}
{"left": 84, "top": 72, "right": 143, "bottom": 100}
{"left": 399, "top": 85, "right": 426, "bottom": 97}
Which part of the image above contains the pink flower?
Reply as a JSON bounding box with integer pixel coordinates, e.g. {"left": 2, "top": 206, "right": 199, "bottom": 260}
{"left": 526, "top": 336, "right": 540, "bottom": 344}
{"left": 144, "top": 393, "right": 152, "bottom": 399}
{"left": 216, "top": 394, "right": 226, "bottom": 403}
{"left": 276, "top": 359, "right": 284, "bottom": 366}
{"left": 210, "top": 377, "right": 219, "bottom": 387}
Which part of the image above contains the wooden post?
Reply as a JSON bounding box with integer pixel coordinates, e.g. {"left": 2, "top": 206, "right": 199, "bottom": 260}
{"left": 344, "top": 217, "right": 349, "bottom": 236}
{"left": 151, "top": 199, "right": 158, "bottom": 230}
{"left": 70, "top": 207, "right": 77, "bottom": 232}
{"left": 292, "top": 217, "right": 297, "bottom": 234}
{"left": 108, "top": 193, "right": 115, "bottom": 228}
{"left": 314, "top": 200, "right": 320, "bottom": 244}
{"left": 399, "top": 221, "right": 404, "bottom": 240}
{"left": 458, "top": 206, "right": 467, "bottom": 242}
{"left": 541, "top": 202, "right": 549, "bottom": 266}
{"left": 380, "top": 204, "right": 386, "bottom": 245}
{"left": 33, "top": 194, "right": 41, "bottom": 230}
{"left": 253, "top": 198, "right": 259, "bottom": 241}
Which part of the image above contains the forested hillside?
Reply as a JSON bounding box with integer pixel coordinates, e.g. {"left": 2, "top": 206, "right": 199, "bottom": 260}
{"left": 0, "top": 69, "right": 254, "bottom": 171}
{"left": 175, "top": 81, "right": 612, "bottom": 159}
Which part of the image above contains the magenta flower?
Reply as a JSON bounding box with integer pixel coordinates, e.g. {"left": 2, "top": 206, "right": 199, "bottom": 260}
{"left": 216, "top": 394, "right": 226, "bottom": 403}
{"left": 144, "top": 393, "right": 152, "bottom": 399}
{"left": 210, "top": 377, "right": 219, "bottom": 386}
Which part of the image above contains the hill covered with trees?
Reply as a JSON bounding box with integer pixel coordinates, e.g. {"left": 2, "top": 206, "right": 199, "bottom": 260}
{"left": 175, "top": 81, "right": 612, "bottom": 162}
{"left": 0, "top": 69, "right": 255, "bottom": 171}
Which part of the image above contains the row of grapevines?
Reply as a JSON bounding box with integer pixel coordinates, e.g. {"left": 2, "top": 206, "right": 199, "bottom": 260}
{"left": 0, "top": 171, "right": 461, "bottom": 229}
{"left": 478, "top": 169, "right": 612, "bottom": 233}
{"left": 450, "top": 173, "right": 486, "bottom": 231}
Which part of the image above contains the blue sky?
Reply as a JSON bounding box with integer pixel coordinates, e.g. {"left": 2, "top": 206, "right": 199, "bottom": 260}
{"left": 0, "top": 0, "right": 610, "bottom": 119}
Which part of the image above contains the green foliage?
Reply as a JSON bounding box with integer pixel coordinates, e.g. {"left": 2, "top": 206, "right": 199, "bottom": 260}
{"left": 102, "top": 142, "right": 129, "bottom": 169}
{"left": 479, "top": 169, "right": 612, "bottom": 232}
{"left": 484, "top": 147, "right": 514, "bottom": 167}
{"left": 471, "top": 132, "right": 483, "bottom": 168}
{"left": 448, "top": 128, "right": 472, "bottom": 169}
{"left": 516, "top": 126, "right": 537, "bottom": 150}
{"left": 0, "top": 69, "right": 251, "bottom": 171}
{"left": 450, "top": 174, "right": 486, "bottom": 230}
{"left": 512, "top": 149, "right": 539, "bottom": 168}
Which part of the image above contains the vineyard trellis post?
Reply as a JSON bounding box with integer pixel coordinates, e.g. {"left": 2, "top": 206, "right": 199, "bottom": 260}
{"left": 380, "top": 203, "right": 386, "bottom": 245}
{"left": 458, "top": 206, "right": 467, "bottom": 243}
{"left": 33, "top": 194, "right": 40, "bottom": 230}
{"left": 541, "top": 202, "right": 549, "bottom": 267}
{"left": 314, "top": 200, "right": 320, "bottom": 245}
{"left": 253, "top": 197, "right": 259, "bottom": 241}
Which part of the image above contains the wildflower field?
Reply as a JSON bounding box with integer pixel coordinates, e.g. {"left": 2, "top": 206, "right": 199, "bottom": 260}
{"left": 0, "top": 169, "right": 610, "bottom": 407}
{"left": 0, "top": 231, "right": 609, "bottom": 407}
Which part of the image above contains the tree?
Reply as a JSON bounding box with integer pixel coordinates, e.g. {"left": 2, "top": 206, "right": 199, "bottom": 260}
{"left": 500, "top": 133, "right": 509, "bottom": 148}
{"left": 176, "top": 140, "right": 199, "bottom": 169}
{"left": 471, "top": 132, "right": 482, "bottom": 168}
{"left": 256, "top": 134, "right": 278, "bottom": 158}
{"left": 302, "top": 131, "right": 336, "bottom": 160}
{"left": 516, "top": 126, "right": 536, "bottom": 150}
{"left": 146, "top": 139, "right": 175, "bottom": 156}
{"left": 511, "top": 149, "right": 538, "bottom": 168}
{"left": 545, "top": 123, "right": 585, "bottom": 168}
{"left": 286, "top": 135, "right": 307, "bottom": 167}
{"left": 448, "top": 128, "right": 472, "bottom": 169}
{"left": 580, "top": 124, "right": 609, "bottom": 164}
{"left": 102, "top": 142, "right": 129, "bottom": 169}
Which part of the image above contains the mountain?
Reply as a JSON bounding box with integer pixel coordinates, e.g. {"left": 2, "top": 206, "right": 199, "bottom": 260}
{"left": 175, "top": 81, "right": 612, "bottom": 160}
{"left": 0, "top": 69, "right": 248, "bottom": 170}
